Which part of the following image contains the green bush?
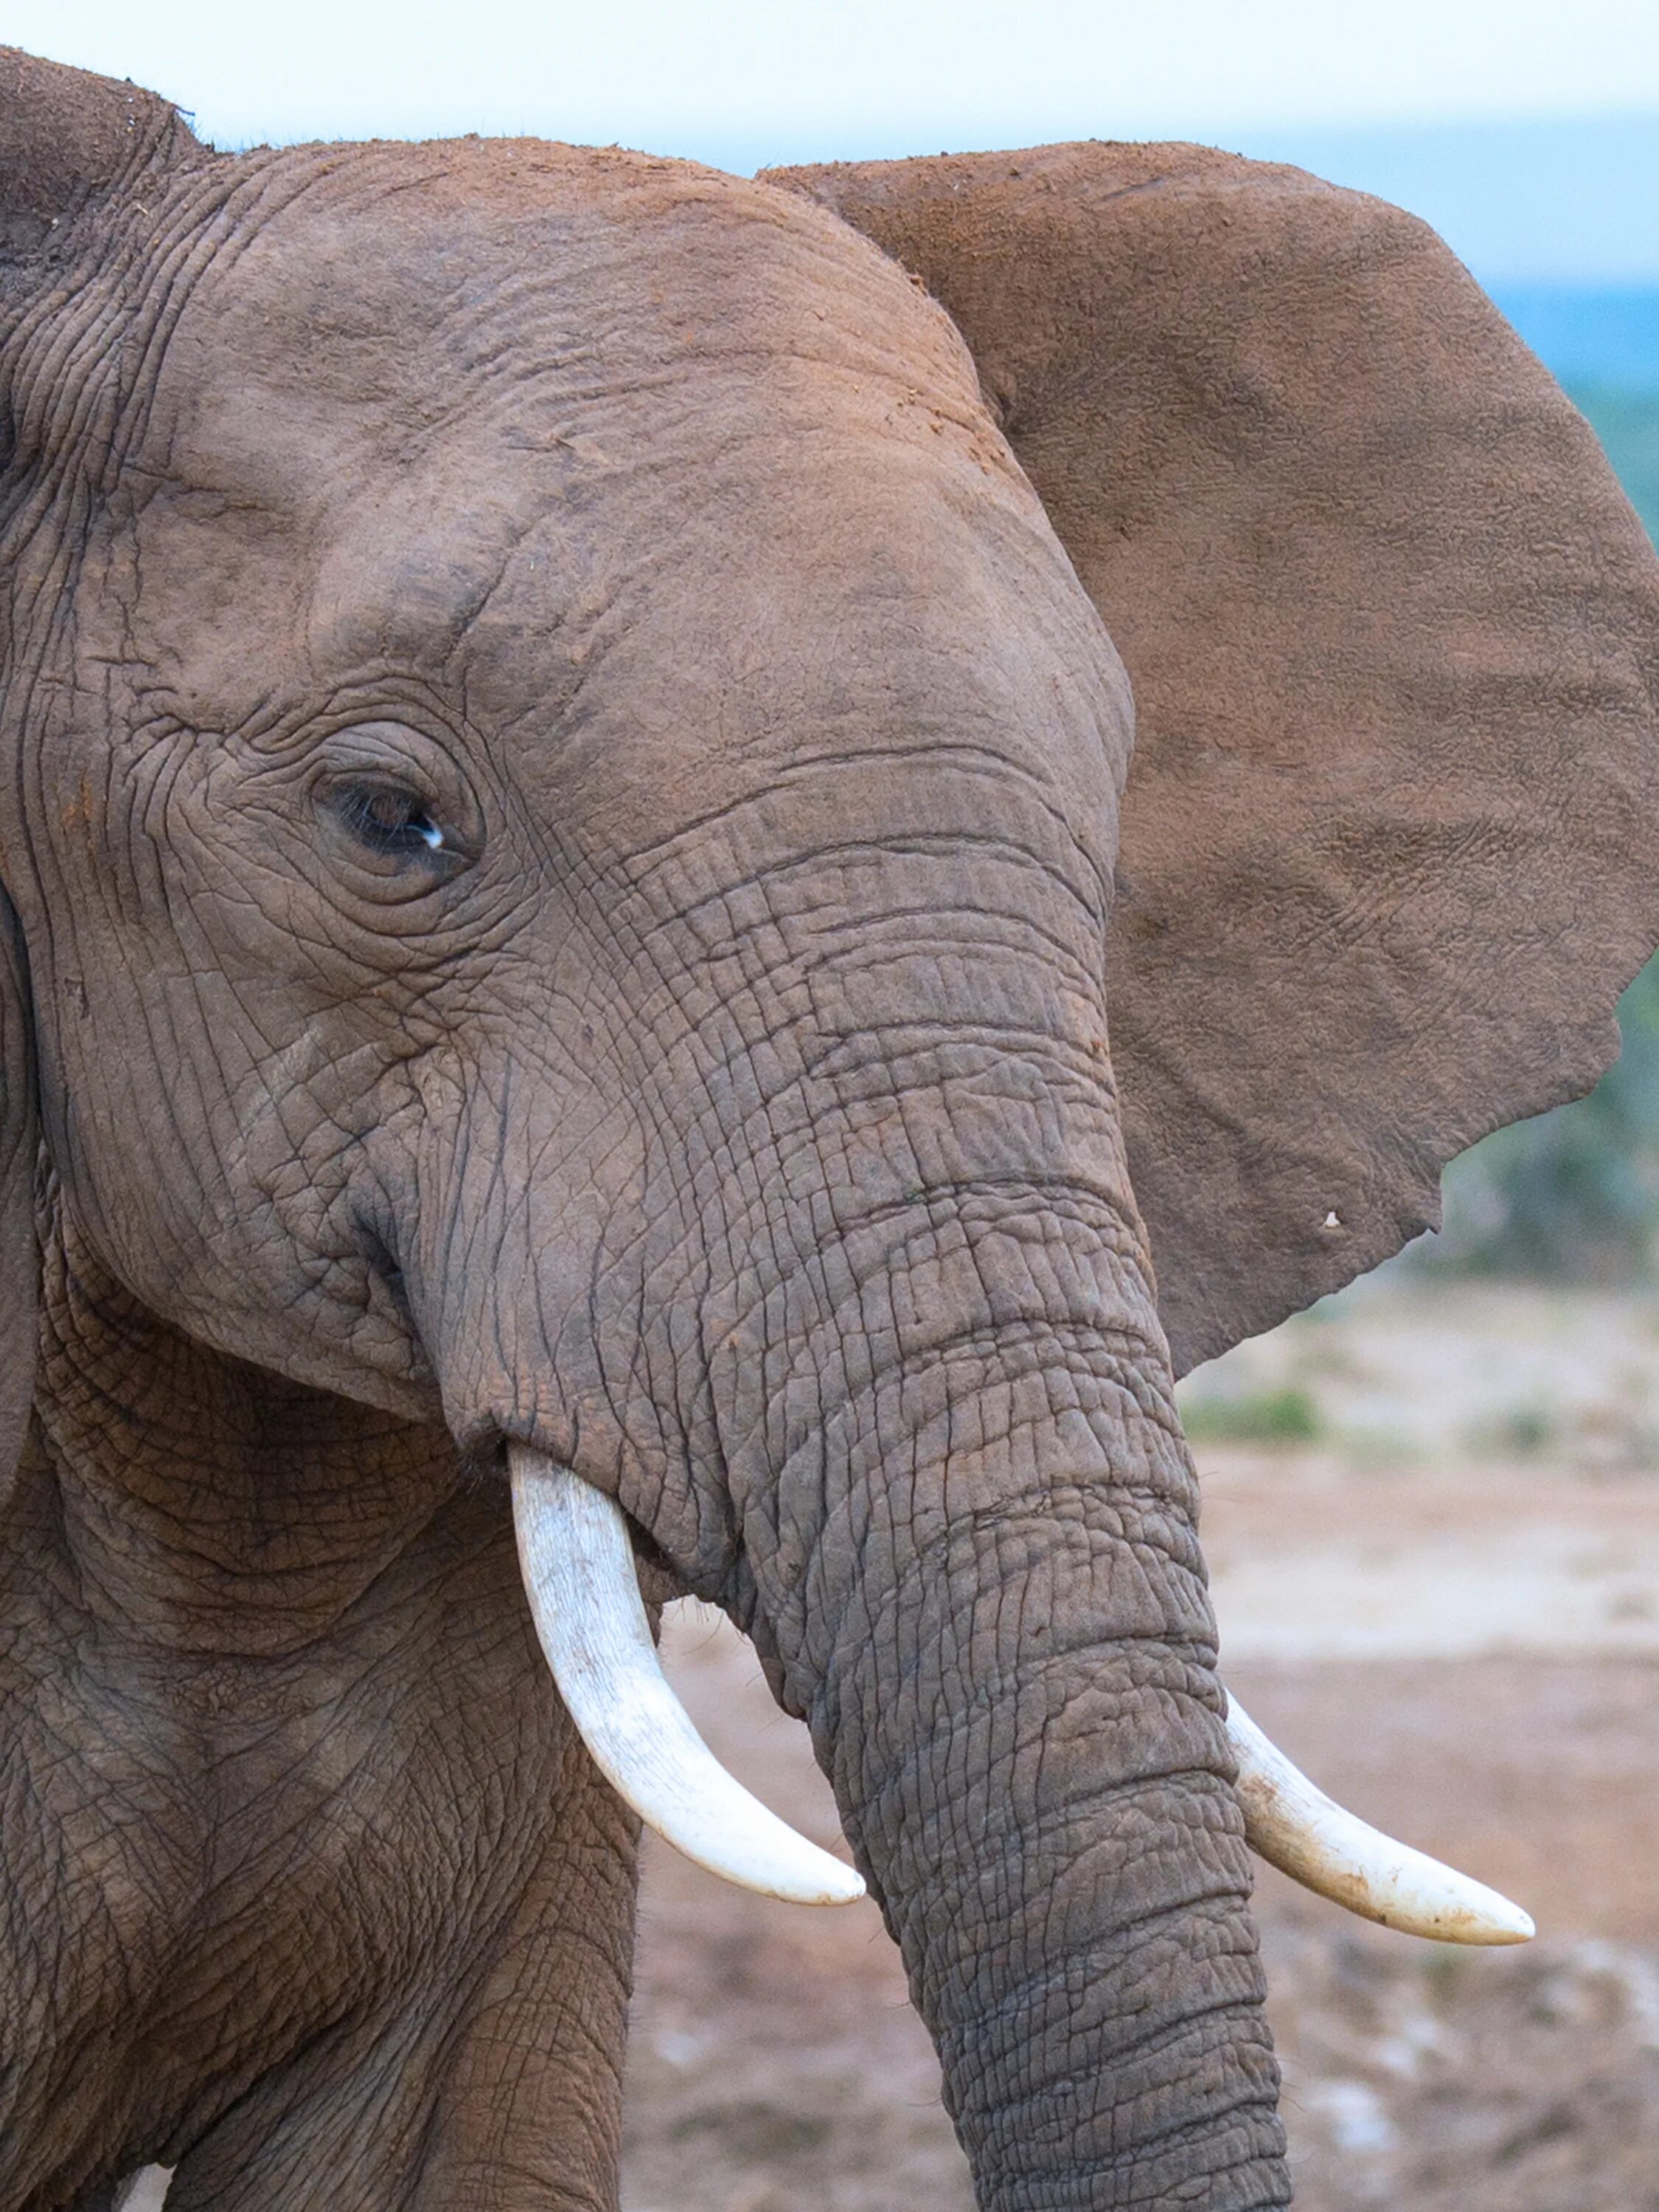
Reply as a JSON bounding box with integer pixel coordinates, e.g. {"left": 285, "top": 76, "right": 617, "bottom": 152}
{"left": 1180, "top": 1386, "right": 1323, "bottom": 1446}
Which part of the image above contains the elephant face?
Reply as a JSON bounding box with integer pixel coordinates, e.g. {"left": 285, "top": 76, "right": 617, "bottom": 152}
{"left": 1, "top": 46, "right": 1656, "bottom": 2212}
{"left": 15, "top": 143, "right": 1127, "bottom": 1483}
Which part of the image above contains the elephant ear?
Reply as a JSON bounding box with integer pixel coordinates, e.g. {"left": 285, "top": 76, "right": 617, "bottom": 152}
{"left": 0, "top": 44, "right": 195, "bottom": 264}
{"left": 765, "top": 144, "right": 1659, "bottom": 1374}
{"left": 0, "top": 47, "right": 195, "bottom": 1486}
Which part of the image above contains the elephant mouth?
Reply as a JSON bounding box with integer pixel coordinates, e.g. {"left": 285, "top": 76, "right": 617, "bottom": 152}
{"left": 510, "top": 1447, "right": 864, "bottom": 1906}
{"left": 507, "top": 1444, "right": 1534, "bottom": 1945}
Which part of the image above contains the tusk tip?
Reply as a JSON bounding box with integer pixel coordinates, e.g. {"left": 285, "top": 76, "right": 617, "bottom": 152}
{"left": 1458, "top": 1895, "right": 1534, "bottom": 1947}
{"left": 664, "top": 1833, "right": 865, "bottom": 1910}
{"left": 786, "top": 1859, "right": 866, "bottom": 1907}
{"left": 1372, "top": 1881, "right": 1534, "bottom": 1946}
{"left": 1225, "top": 1696, "right": 1537, "bottom": 1948}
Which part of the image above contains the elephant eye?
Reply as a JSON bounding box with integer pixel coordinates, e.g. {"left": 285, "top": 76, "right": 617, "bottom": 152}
{"left": 322, "top": 776, "right": 473, "bottom": 886}
{"left": 338, "top": 782, "right": 446, "bottom": 858}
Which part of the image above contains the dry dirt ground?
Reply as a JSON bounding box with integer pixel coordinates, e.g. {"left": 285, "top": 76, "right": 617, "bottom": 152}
{"left": 624, "top": 1281, "right": 1659, "bottom": 2212}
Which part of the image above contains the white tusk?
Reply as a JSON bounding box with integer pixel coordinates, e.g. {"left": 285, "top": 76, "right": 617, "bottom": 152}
{"left": 508, "top": 1445, "right": 1523, "bottom": 1936}
{"left": 509, "top": 1445, "right": 865, "bottom": 1907}
{"left": 1226, "top": 1696, "right": 1534, "bottom": 1945}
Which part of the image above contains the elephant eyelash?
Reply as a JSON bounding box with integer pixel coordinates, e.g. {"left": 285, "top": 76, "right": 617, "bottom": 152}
{"left": 338, "top": 784, "right": 448, "bottom": 858}
{"left": 319, "top": 776, "right": 479, "bottom": 889}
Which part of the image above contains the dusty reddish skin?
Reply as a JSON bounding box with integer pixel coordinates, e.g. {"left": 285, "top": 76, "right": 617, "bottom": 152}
{"left": 0, "top": 44, "right": 1653, "bottom": 2212}
{"left": 765, "top": 147, "right": 1659, "bottom": 1374}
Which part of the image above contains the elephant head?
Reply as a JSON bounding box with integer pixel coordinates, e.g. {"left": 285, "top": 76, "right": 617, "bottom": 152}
{"left": 1, "top": 45, "right": 1655, "bottom": 2212}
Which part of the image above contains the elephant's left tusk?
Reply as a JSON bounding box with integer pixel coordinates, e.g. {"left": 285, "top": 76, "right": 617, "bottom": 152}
{"left": 1226, "top": 1695, "right": 1534, "bottom": 1945}
{"left": 509, "top": 1444, "right": 865, "bottom": 1907}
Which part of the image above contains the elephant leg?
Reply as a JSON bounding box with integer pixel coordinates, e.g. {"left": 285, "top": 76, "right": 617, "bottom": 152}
{"left": 161, "top": 1777, "right": 639, "bottom": 2212}
{"left": 402, "top": 1783, "right": 640, "bottom": 2212}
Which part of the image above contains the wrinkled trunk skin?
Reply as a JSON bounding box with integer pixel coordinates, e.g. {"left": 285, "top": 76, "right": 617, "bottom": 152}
{"left": 651, "top": 787, "right": 1293, "bottom": 2204}
{"left": 728, "top": 1183, "right": 1287, "bottom": 2207}
{"left": 431, "top": 796, "right": 1293, "bottom": 2205}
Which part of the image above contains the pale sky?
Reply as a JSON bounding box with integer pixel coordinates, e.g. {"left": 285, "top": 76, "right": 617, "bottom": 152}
{"left": 11, "top": 0, "right": 1659, "bottom": 280}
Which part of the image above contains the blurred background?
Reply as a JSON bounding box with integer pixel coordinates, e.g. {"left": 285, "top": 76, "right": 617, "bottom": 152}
{"left": 24, "top": 4, "right": 1659, "bottom": 2207}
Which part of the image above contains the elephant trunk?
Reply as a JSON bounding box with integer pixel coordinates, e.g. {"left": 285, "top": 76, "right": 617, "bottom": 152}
{"left": 436, "top": 723, "right": 1520, "bottom": 2194}
{"left": 721, "top": 1185, "right": 1291, "bottom": 2208}
{"left": 469, "top": 760, "right": 1293, "bottom": 2197}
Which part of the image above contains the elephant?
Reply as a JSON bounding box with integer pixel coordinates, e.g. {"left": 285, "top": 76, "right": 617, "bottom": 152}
{"left": 1, "top": 39, "right": 1657, "bottom": 2212}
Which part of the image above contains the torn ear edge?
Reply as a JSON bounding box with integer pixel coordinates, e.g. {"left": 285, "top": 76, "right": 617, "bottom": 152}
{"left": 765, "top": 144, "right": 1659, "bottom": 1371}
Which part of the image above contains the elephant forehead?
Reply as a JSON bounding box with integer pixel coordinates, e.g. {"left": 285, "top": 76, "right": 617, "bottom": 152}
{"left": 466, "top": 449, "right": 1133, "bottom": 860}
{"left": 145, "top": 139, "right": 995, "bottom": 501}
{"left": 125, "top": 139, "right": 1041, "bottom": 719}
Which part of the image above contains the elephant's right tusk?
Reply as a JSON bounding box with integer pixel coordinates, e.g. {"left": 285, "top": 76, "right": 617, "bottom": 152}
{"left": 1226, "top": 1696, "right": 1534, "bottom": 1944}
{"left": 509, "top": 1444, "right": 865, "bottom": 1907}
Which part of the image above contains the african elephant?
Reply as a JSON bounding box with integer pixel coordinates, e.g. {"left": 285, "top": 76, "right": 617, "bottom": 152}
{"left": 1, "top": 41, "right": 1656, "bottom": 2212}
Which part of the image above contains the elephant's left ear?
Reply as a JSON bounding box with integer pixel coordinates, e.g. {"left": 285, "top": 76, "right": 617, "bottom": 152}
{"left": 765, "top": 144, "right": 1659, "bottom": 1374}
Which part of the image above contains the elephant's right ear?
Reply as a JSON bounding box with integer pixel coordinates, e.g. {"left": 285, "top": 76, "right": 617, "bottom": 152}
{"left": 766, "top": 145, "right": 1659, "bottom": 1375}
{"left": 0, "top": 44, "right": 198, "bottom": 267}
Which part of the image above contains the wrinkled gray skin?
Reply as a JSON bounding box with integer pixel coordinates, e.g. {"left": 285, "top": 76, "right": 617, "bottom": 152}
{"left": 0, "top": 135, "right": 1281, "bottom": 2212}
